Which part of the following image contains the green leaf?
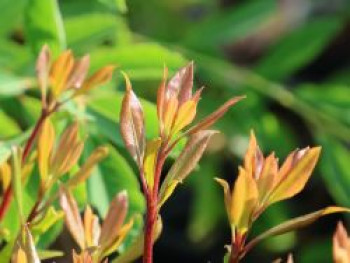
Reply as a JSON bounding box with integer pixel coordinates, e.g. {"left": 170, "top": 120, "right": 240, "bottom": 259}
{"left": 38, "top": 249, "right": 64, "bottom": 260}
{"left": 0, "top": 110, "right": 21, "bottom": 138}
{"left": 89, "top": 43, "right": 187, "bottom": 80}
{"left": 24, "top": 0, "right": 66, "bottom": 56}
{"left": 187, "top": 157, "right": 225, "bottom": 243}
{"left": 0, "top": 71, "right": 34, "bottom": 98}
{"left": 183, "top": 0, "right": 276, "bottom": 53}
{"left": 65, "top": 13, "right": 118, "bottom": 51}
{"left": 316, "top": 135, "right": 350, "bottom": 206}
{"left": 255, "top": 17, "right": 343, "bottom": 80}
{"left": 295, "top": 84, "right": 350, "bottom": 127}
{"left": 31, "top": 207, "right": 64, "bottom": 234}
{"left": 86, "top": 141, "right": 145, "bottom": 217}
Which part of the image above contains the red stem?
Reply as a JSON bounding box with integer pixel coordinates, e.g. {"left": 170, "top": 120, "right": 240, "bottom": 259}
{"left": 143, "top": 149, "right": 166, "bottom": 263}
{"left": 0, "top": 111, "right": 47, "bottom": 222}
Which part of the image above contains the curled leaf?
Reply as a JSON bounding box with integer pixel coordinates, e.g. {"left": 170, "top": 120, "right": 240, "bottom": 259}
{"left": 120, "top": 72, "right": 145, "bottom": 166}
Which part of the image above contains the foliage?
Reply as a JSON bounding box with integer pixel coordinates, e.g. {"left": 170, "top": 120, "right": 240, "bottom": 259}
{"left": 1, "top": 0, "right": 350, "bottom": 262}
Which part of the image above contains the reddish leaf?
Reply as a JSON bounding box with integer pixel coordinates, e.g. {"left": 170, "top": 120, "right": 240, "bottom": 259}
{"left": 120, "top": 73, "right": 145, "bottom": 166}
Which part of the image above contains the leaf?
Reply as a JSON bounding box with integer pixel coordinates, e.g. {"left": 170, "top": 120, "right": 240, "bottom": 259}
{"left": 255, "top": 17, "right": 343, "bottom": 81}
{"left": 99, "top": 191, "right": 128, "bottom": 253}
{"left": 59, "top": 188, "right": 85, "bottom": 249}
{"left": 159, "top": 130, "right": 217, "bottom": 207}
{"left": 143, "top": 139, "right": 161, "bottom": 190}
{"left": 187, "top": 97, "right": 245, "bottom": 135}
{"left": 12, "top": 147, "right": 23, "bottom": 224}
{"left": 37, "top": 118, "right": 55, "bottom": 182}
{"left": 0, "top": 71, "right": 33, "bottom": 98}
{"left": 89, "top": 43, "right": 187, "bottom": 81}
{"left": 119, "top": 73, "right": 145, "bottom": 166}
{"left": 12, "top": 225, "right": 40, "bottom": 263}
{"left": 0, "top": 110, "right": 21, "bottom": 138}
{"left": 167, "top": 62, "right": 193, "bottom": 106}
{"left": 231, "top": 167, "right": 258, "bottom": 233}
{"left": 36, "top": 45, "right": 51, "bottom": 107}
{"left": 31, "top": 207, "right": 64, "bottom": 234}
{"left": 76, "top": 65, "right": 115, "bottom": 95}
{"left": 66, "top": 146, "right": 109, "bottom": 188}
{"left": 333, "top": 221, "right": 350, "bottom": 263}
{"left": 268, "top": 147, "right": 321, "bottom": 204}
{"left": 24, "top": 0, "right": 66, "bottom": 56}
{"left": 85, "top": 141, "right": 145, "bottom": 218}
{"left": 246, "top": 207, "right": 350, "bottom": 251}
{"left": 37, "top": 250, "right": 63, "bottom": 260}
{"left": 183, "top": 0, "right": 276, "bottom": 53}
{"left": 317, "top": 135, "right": 350, "bottom": 207}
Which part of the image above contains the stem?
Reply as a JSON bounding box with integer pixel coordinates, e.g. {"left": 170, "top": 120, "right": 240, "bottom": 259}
{"left": 143, "top": 149, "right": 166, "bottom": 263}
{"left": 0, "top": 106, "right": 55, "bottom": 222}
{"left": 143, "top": 195, "right": 156, "bottom": 263}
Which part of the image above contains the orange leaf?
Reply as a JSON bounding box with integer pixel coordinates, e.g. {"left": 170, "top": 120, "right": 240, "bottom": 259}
{"left": 187, "top": 96, "right": 245, "bottom": 135}
{"left": 37, "top": 118, "right": 55, "bottom": 182}
{"left": 268, "top": 147, "right": 321, "bottom": 204}
{"left": 231, "top": 167, "right": 258, "bottom": 233}
{"left": 49, "top": 50, "right": 74, "bottom": 97}
{"left": 83, "top": 205, "right": 100, "bottom": 247}
{"left": 333, "top": 221, "right": 350, "bottom": 263}
{"left": 67, "top": 146, "right": 109, "bottom": 188}
{"left": 77, "top": 65, "right": 115, "bottom": 95}
{"left": 99, "top": 191, "right": 128, "bottom": 253}
{"left": 59, "top": 188, "right": 85, "bottom": 249}
{"left": 171, "top": 100, "right": 197, "bottom": 136}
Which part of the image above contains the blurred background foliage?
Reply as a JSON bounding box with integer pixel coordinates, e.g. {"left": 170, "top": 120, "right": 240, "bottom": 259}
{"left": 0, "top": 0, "right": 350, "bottom": 262}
